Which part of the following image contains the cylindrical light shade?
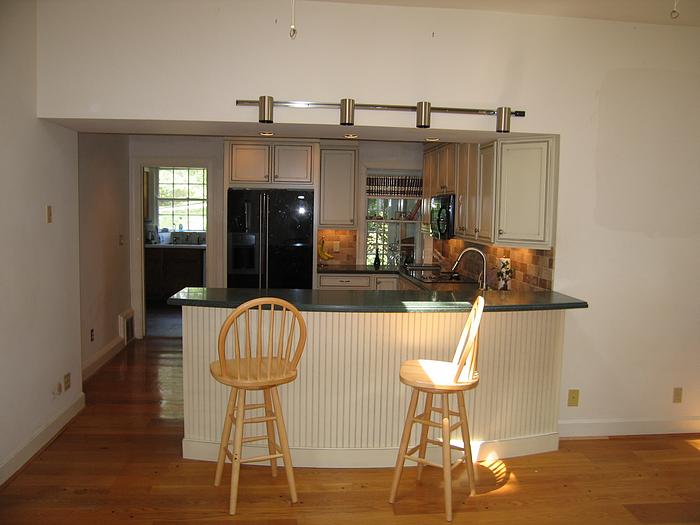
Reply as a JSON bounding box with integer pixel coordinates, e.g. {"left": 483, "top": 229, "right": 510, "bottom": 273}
{"left": 416, "top": 101, "right": 431, "bottom": 128}
{"left": 496, "top": 106, "right": 511, "bottom": 133}
{"left": 340, "top": 98, "right": 355, "bottom": 126}
{"left": 258, "top": 95, "right": 274, "bottom": 123}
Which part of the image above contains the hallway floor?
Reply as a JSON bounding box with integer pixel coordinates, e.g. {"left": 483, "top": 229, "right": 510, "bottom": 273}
{"left": 1, "top": 338, "right": 699, "bottom": 524}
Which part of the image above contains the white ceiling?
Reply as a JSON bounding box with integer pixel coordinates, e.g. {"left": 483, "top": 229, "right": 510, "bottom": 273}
{"left": 314, "top": 0, "right": 700, "bottom": 27}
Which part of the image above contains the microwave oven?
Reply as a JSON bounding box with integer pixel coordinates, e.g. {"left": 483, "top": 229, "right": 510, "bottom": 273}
{"left": 430, "top": 194, "right": 455, "bottom": 239}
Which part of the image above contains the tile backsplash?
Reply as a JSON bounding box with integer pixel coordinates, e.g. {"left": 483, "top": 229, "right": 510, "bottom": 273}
{"left": 433, "top": 238, "right": 554, "bottom": 291}
{"left": 317, "top": 229, "right": 357, "bottom": 265}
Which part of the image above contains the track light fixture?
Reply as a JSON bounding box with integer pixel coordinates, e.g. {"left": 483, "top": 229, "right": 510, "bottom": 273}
{"left": 340, "top": 98, "right": 355, "bottom": 126}
{"left": 496, "top": 106, "right": 511, "bottom": 133}
{"left": 238, "top": 97, "right": 526, "bottom": 132}
{"left": 258, "top": 95, "right": 274, "bottom": 123}
{"left": 416, "top": 101, "right": 431, "bottom": 129}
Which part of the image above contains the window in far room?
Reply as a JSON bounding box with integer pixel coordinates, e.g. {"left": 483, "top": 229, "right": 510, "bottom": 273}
{"left": 156, "top": 167, "right": 207, "bottom": 232}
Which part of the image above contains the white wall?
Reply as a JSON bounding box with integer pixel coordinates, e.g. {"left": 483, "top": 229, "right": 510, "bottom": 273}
{"left": 0, "top": 0, "right": 82, "bottom": 484}
{"left": 35, "top": 1, "right": 700, "bottom": 435}
{"left": 78, "top": 134, "right": 131, "bottom": 376}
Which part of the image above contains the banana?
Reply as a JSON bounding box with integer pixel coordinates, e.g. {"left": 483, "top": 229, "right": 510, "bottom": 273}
{"left": 318, "top": 237, "right": 334, "bottom": 261}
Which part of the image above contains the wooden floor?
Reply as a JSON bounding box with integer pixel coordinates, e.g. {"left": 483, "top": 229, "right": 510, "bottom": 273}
{"left": 1, "top": 338, "right": 699, "bottom": 525}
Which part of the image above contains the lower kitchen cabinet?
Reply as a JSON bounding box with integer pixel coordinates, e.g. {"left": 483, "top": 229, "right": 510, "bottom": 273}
{"left": 145, "top": 247, "right": 205, "bottom": 304}
{"left": 317, "top": 273, "right": 398, "bottom": 290}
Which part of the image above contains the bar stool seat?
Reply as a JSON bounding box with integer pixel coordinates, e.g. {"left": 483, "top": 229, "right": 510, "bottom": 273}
{"left": 210, "top": 359, "right": 298, "bottom": 388}
{"left": 390, "top": 296, "right": 485, "bottom": 522}
{"left": 400, "top": 359, "right": 479, "bottom": 393}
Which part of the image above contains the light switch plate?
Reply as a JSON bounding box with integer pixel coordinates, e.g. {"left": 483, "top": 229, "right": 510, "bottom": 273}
{"left": 333, "top": 241, "right": 341, "bottom": 253}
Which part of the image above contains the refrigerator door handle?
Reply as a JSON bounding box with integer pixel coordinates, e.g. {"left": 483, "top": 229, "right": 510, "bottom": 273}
{"left": 258, "top": 193, "right": 263, "bottom": 289}
{"left": 265, "top": 193, "right": 270, "bottom": 289}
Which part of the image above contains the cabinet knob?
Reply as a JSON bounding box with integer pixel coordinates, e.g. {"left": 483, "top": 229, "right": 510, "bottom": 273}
{"left": 498, "top": 229, "right": 504, "bottom": 235}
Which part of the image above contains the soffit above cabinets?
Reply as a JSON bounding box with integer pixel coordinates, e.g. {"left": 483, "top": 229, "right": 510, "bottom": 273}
{"left": 314, "top": 0, "right": 700, "bottom": 28}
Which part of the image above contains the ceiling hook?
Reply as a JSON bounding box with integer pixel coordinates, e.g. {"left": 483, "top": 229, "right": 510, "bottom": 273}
{"left": 670, "top": 0, "right": 680, "bottom": 19}
{"left": 290, "top": 0, "right": 298, "bottom": 39}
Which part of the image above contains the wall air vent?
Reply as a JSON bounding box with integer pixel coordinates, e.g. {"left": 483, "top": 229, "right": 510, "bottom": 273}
{"left": 119, "top": 308, "right": 135, "bottom": 345}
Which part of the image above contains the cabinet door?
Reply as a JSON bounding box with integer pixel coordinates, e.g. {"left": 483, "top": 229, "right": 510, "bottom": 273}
{"left": 438, "top": 144, "right": 456, "bottom": 194}
{"left": 477, "top": 143, "right": 496, "bottom": 243}
{"left": 273, "top": 144, "right": 313, "bottom": 183}
{"left": 230, "top": 144, "right": 270, "bottom": 182}
{"left": 428, "top": 149, "right": 441, "bottom": 197}
{"left": 320, "top": 149, "right": 356, "bottom": 227}
{"left": 455, "top": 143, "right": 477, "bottom": 237}
{"left": 398, "top": 276, "right": 422, "bottom": 291}
{"left": 496, "top": 140, "right": 550, "bottom": 244}
{"left": 422, "top": 150, "right": 436, "bottom": 228}
{"left": 375, "top": 276, "right": 398, "bottom": 290}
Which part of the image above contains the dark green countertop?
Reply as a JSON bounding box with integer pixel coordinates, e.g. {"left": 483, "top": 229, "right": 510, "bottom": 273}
{"left": 317, "top": 264, "right": 400, "bottom": 275}
{"left": 168, "top": 287, "right": 588, "bottom": 313}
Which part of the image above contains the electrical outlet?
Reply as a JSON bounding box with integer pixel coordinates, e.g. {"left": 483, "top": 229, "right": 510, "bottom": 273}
{"left": 64, "top": 373, "right": 71, "bottom": 391}
{"left": 90, "top": 329, "right": 95, "bottom": 342}
{"left": 673, "top": 387, "right": 683, "bottom": 403}
{"left": 46, "top": 205, "right": 53, "bottom": 223}
{"left": 567, "top": 389, "right": 580, "bottom": 407}
{"left": 333, "top": 241, "right": 341, "bottom": 253}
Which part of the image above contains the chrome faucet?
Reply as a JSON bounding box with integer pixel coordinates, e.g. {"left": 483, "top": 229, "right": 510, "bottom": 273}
{"left": 450, "top": 247, "right": 488, "bottom": 290}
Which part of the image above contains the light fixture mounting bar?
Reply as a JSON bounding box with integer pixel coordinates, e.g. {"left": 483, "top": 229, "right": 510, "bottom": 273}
{"left": 235, "top": 99, "right": 526, "bottom": 117}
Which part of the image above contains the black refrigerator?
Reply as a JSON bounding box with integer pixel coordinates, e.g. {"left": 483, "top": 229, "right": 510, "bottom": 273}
{"left": 227, "top": 189, "right": 314, "bottom": 289}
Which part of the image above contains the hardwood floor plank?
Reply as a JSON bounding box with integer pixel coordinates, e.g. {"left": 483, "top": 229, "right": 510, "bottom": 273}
{"left": 1, "top": 337, "right": 698, "bottom": 525}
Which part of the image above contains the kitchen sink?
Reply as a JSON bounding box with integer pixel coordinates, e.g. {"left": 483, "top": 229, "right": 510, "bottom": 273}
{"left": 406, "top": 269, "right": 478, "bottom": 284}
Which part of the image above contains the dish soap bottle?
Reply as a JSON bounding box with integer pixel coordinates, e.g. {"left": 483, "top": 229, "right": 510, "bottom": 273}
{"left": 373, "top": 246, "right": 381, "bottom": 270}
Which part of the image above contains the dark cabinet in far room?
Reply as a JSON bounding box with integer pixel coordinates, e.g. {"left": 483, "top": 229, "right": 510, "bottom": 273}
{"left": 145, "top": 247, "right": 205, "bottom": 305}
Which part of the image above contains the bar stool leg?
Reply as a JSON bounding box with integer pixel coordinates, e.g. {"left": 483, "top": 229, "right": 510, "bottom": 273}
{"left": 415, "top": 392, "right": 434, "bottom": 482}
{"left": 441, "top": 394, "right": 453, "bottom": 521}
{"left": 215, "top": 387, "right": 237, "bottom": 486}
{"left": 389, "top": 388, "right": 420, "bottom": 503}
{"left": 229, "top": 389, "right": 247, "bottom": 515}
{"left": 263, "top": 388, "right": 278, "bottom": 478}
{"left": 271, "top": 386, "right": 298, "bottom": 503}
{"left": 457, "top": 392, "right": 476, "bottom": 496}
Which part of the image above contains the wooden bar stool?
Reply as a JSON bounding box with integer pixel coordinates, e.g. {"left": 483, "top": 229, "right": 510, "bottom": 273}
{"left": 210, "top": 297, "right": 307, "bottom": 515}
{"left": 389, "top": 296, "right": 485, "bottom": 522}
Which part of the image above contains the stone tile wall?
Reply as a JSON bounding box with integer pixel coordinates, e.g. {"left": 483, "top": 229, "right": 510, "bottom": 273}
{"left": 317, "top": 229, "right": 357, "bottom": 265}
{"left": 433, "top": 238, "right": 554, "bottom": 291}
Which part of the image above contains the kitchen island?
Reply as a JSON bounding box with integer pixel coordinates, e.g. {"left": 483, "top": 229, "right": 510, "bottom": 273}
{"left": 169, "top": 287, "right": 587, "bottom": 467}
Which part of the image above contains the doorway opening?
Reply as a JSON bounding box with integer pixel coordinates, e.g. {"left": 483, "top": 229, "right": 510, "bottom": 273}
{"left": 143, "top": 166, "right": 208, "bottom": 338}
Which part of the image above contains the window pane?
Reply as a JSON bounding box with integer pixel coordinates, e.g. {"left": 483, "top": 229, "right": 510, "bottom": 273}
{"left": 158, "top": 199, "right": 173, "bottom": 214}
{"left": 187, "top": 200, "right": 205, "bottom": 215}
{"left": 159, "top": 169, "right": 173, "bottom": 183}
{"left": 158, "top": 215, "right": 174, "bottom": 231}
{"left": 189, "top": 169, "right": 205, "bottom": 184}
{"left": 158, "top": 183, "right": 173, "bottom": 198}
{"left": 189, "top": 215, "right": 204, "bottom": 231}
{"left": 189, "top": 184, "right": 205, "bottom": 199}
{"left": 174, "top": 169, "right": 188, "bottom": 183}
{"left": 173, "top": 184, "right": 188, "bottom": 198}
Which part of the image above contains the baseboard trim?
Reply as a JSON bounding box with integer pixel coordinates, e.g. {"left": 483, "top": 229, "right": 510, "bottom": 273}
{"left": 559, "top": 417, "right": 700, "bottom": 437}
{"left": 0, "top": 393, "right": 85, "bottom": 486}
{"left": 182, "top": 432, "right": 559, "bottom": 468}
{"left": 82, "top": 335, "right": 125, "bottom": 380}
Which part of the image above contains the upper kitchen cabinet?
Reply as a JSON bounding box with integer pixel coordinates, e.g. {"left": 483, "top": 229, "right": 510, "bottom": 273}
{"left": 424, "top": 143, "right": 457, "bottom": 197}
{"left": 477, "top": 143, "right": 497, "bottom": 243}
{"left": 229, "top": 143, "right": 270, "bottom": 183}
{"left": 495, "top": 138, "right": 556, "bottom": 248}
{"left": 227, "top": 140, "right": 318, "bottom": 186}
{"left": 455, "top": 143, "right": 479, "bottom": 237}
{"left": 436, "top": 143, "right": 457, "bottom": 194}
{"left": 421, "top": 149, "right": 436, "bottom": 231}
{"left": 319, "top": 147, "right": 357, "bottom": 227}
{"left": 273, "top": 144, "right": 313, "bottom": 183}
